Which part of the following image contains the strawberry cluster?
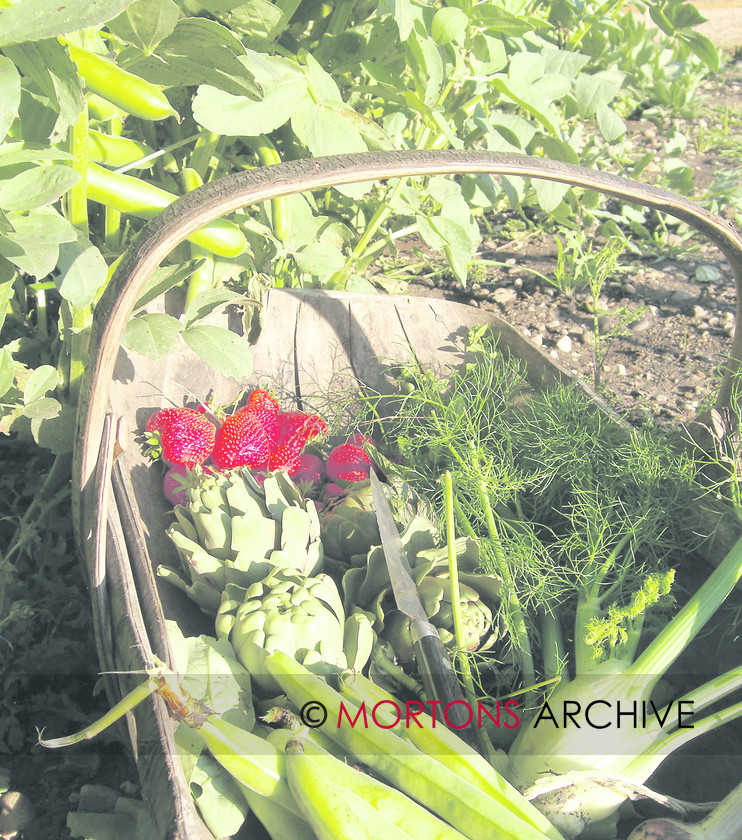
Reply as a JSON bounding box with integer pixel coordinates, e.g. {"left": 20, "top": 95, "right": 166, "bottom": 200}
{"left": 145, "top": 390, "right": 374, "bottom": 503}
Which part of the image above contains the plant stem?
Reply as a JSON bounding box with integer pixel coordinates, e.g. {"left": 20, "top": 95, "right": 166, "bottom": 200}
{"left": 629, "top": 533, "right": 742, "bottom": 685}
{"left": 40, "top": 674, "right": 157, "bottom": 748}
{"left": 443, "top": 471, "right": 496, "bottom": 759}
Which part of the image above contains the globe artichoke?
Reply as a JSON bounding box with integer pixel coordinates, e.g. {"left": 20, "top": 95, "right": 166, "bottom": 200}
{"left": 342, "top": 518, "right": 504, "bottom": 664}
{"left": 159, "top": 469, "right": 323, "bottom": 613}
{"left": 216, "top": 568, "right": 372, "bottom": 693}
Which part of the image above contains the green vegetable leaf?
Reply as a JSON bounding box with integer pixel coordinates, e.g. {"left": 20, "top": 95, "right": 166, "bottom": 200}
{"left": 22, "top": 396, "right": 61, "bottom": 421}
{"left": 107, "top": 0, "right": 179, "bottom": 54}
{"left": 0, "top": 143, "right": 74, "bottom": 167}
{"left": 0, "top": 0, "right": 138, "bottom": 46}
{"left": 32, "top": 402, "right": 76, "bottom": 454}
{"left": 1, "top": 40, "right": 82, "bottom": 143}
{"left": 122, "top": 313, "right": 183, "bottom": 359}
{"left": 199, "top": 0, "right": 283, "bottom": 43}
{"left": 680, "top": 30, "right": 719, "bottom": 72}
{"left": 533, "top": 177, "right": 569, "bottom": 213}
{"left": 193, "top": 52, "right": 308, "bottom": 135}
{"left": 0, "top": 208, "right": 77, "bottom": 278}
{"left": 574, "top": 70, "right": 625, "bottom": 117}
{"left": 0, "top": 260, "right": 14, "bottom": 334}
{"left": 431, "top": 6, "right": 468, "bottom": 44}
{"left": 181, "top": 325, "right": 253, "bottom": 380}
{"left": 0, "top": 165, "right": 80, "bottom": 212}
{"left": 378, "top": 0, "right": 418, "bottom": 40}
{"left": 596, "top": 105, "right": 625, "bottom": 143}
{"left": 0, "top": 349, "right": 14, "bottom": 399}
{"left": 0, "top": 57, "right": 21, "bottom": 142}
{"left": 55, "top": 232, "right": 108, "bottom": 308}
{"left": 183, "top": 287, "right": 252, "bottom": 328}
{"left": 190, "top": 753, "right": 249, "bottom": 838}
{"left": 131, "top": 17, "right": 261, "bottom": 98}
{"left": 133, "top": 260, "right": 202, "bottom": 310}
{"left": 491, "top": 77, "right": 560, "bottom": 135}
{"left": 292, "top": 241, "right": 346, "bottom": 276}
{"left": 23, "top": 365, "right": 58, "bottom": 404}
{"left": 470, "top": 4, "right": 540, "bottom": 36}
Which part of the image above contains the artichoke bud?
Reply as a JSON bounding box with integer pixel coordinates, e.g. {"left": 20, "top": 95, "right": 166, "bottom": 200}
{"left": 162, "top": 469, "right": 324, "bottom": 614}
{"left": 224, "top": 568, "right": 348, "bottom": 694}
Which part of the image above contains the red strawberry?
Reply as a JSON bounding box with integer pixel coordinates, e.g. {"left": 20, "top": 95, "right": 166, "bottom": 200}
{"left": 146, "top": 408, "right": 216, "bottom": 467}
{"left": 326, "top": 443, "right": 371, "bottom": 482}
{"left": 163, "top": 464, "right": 203, "bottom": 506}
{"left": 347, "top": 432, "right": 375, "bottom": 449}
{"left": 268, "top": 445, "right": 301, "bottom": 475}
{"left": 211, "top": 412, "right": 271, "bottom": 470}
{"left": 241, "top": 406, "right": 279, "bottom": 448}
{"left": 247, "top": 388, "right": 280, "bottom": 415}
{"left": 276, "top": 411, "right": 328, "bottom": 452}
{"left": 146, "top": 407, "right": 180, "bottom": 433}
{"left": 293, "top": 452, "right": 325, "bottom": 497}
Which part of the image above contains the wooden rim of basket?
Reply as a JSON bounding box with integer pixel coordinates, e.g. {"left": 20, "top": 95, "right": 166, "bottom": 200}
{"left": 74, "top": 147, "right": 742, "bottom": 610}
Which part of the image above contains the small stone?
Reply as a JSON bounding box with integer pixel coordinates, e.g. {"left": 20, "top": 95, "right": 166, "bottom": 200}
{"left": 531, "top": 334, "right": 543, "bottom": 346}
{"left": 692, "top": 305, "right": 708, "bottom": 319}
{"left": 622, "top": 282, "right": 637, "bottom": 295}
{"left": 546, "top": 319, "right": 561, "bottom": 332}
{"left": 669, "top": 289, "right": 697, "bottom": 310}
{"left": 0, "top": 792, "right": 35, "bottom": 839}
{"left": 581, "top": 330, "right": 595, "bottom": 346}
{"left": 473, "top": 287, "right": 490, "bottom": 300}
{"left": 597, "top": 315, "right": 612, "bottom": 331}
{"left": 505, "top": 257, "right": 516, "bottom": 265}
{"left": 513, "top": 277, "right": 524, "bottom": 289}
{"left": 631, "top": 317, "right": 652, "bottom": 332}
{"left": 556, "top": 335, "right": 573, "bottom": 353}
{"left": 616, "top": 364, "right": 627, "bottom": 376}
{"left": 491, "top": 287, "right": 517, "bottom": 304}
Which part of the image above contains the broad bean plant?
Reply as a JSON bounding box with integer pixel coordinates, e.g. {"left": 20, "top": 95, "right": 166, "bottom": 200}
{"left": 0, "top": 0, "right": 719, "bottom": 455}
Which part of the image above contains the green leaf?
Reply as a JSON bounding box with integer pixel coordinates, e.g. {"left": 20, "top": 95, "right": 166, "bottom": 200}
{"left": 190, "top": 753, "right": 249, "bottom": 838}
{"left": 667, "top": 2, "right": 707, "bottom": 29}
{"left": 66, "top": 812, "right": 136, "bottom": 840}
{"left": 533, "top": 177, "right": 569, "bottom": 213}
{"left": 291, "top": 100, "right": 369, "bottom": 198}
{"left": 192, "top": 51, "right": 308, "bottom": 135}
{"left": 184, "top": 287, "right": 251, "bottom": 328}
{"left": 130, "top": 17, "right": 260, "bottom": 97}
{"left": 122, "top": 313, "right": 183, "bottom": 359}
{"left": 681, "top": 30, "right": 719, "bottom": 73}
{"left": 574, "top": 70, "right": 625, "bottom": 117}
{"left": 470, "top": 4, "right": 538, "bottom": 36}
{"left": 22, "top": 396, "right": 61, "bottom": 421}
{"left": 419, "top": 216, "right": 472, "bottom": 283}
{"left": 1, "top": 40, "right": 82, "bottom": 143}
{"left": 0, "top": 260, "right": 14, "bottom": 334}
{"left": 0, "top": 0, "right": 138, "bottom": 46}
{"left": 0, "top": 143, "right": 74, "bottom": 168}
{"left": 106, "top": 0, "right": 179, "bottom": 53}
{"left": 133, "top": 260, "right": 202, "bottom": 310}
{"left": 31, "top": 401, "right": 75, "bottom": 453}
{"left": 0, "top": 349, "right": 14, "bottom": 399}
{"left": 596, "top": 104, "right": 625, "bottom": 143}
{"left": 378, "top": 0, "right": 417, "bottom": 40}
{"left": 491, "top": 77, "right": 560, "bottom": 135}
{"left": 181, "top": 325, "right": 253, "bottom": 381}
{"left": 0, "top": 58, "right": 21, "bottom": 142}
{"left": 55, "top": 232, "right": 108, "bottom": 308}
{"left": 541, "top": 47, "right": 589, "bottom": 79}
{"left": 0, "top": 208, "right": 76, "bottom": 278}
{"left": 200, "top": 0, "right": 284, "bottom": 43}
{"left": 23, "top": 364, "right": 58, "bottom": 404}
{"left": 431, "top": 6, "right": 468, "bottom": 44}
{"left": 292, "top": 241, "right": 346, "bottom": 276}
{"left": 0, "top": 165, "right": 80, "bottom": 212}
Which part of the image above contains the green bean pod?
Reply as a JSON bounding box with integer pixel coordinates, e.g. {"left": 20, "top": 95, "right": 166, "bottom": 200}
{"left": 338, "top": 672, "right": 561, "bottom": 840}
{"left": 66, "top": 42, "right": 178, "bottom": 121}
{"left": 264, "top": 651, "right": 564, "bottom": 840}
{"left": 285, "top": 739, "right": 412, "bottom": 840}
{"left": 86, "top": 162, "right": 245, "bottom": 257}
{"left": 88, "top": 129, "right": 155, "bottom": 169}
{"left": 272, "top": 730, "right": 468, "bottom": 840}
{"left": 240, "top": 785, "right": 317, "bottom": 840}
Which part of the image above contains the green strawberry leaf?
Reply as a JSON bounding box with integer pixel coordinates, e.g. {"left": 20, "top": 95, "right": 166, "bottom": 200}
{"left": 181, "top": 325, "right": 253, "bottom": 381}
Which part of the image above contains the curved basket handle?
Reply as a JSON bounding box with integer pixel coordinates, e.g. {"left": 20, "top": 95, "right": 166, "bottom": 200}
{"left": 74, "top": 149, "right": 742, "bottom": 548}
